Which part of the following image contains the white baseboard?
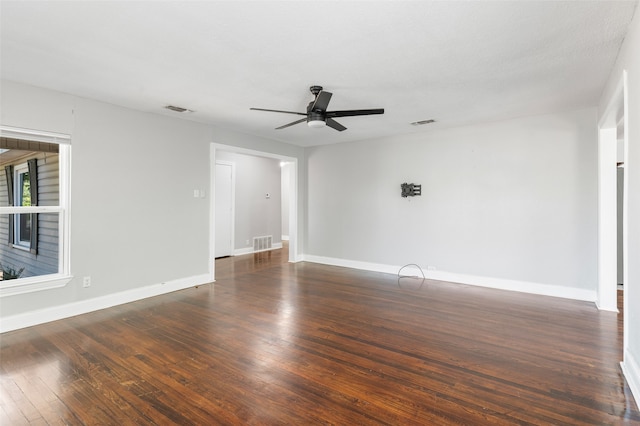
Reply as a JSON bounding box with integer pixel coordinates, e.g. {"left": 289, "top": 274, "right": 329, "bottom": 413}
{"left": 234, "top": 247, "right": 254, "bottom": 256}
{"left": 595, "top": 299, "right": 620, "bottom": 312}
{"left": 301, "top": 255, "right": 596, "bottom": 302}
{"left": 622, "top": 350, "right": 640, "bottom": 407}
{"left": 303, "top": 254, "right": 399, "bottom": 275}
{"left": 282, "top": 235, "right": 290, "bottom": 241}
{"left": 234, "top": 242, "right": 283, "bottom": 256}
{"left": 0, "top": 274, "right": 211, "bottom": 333}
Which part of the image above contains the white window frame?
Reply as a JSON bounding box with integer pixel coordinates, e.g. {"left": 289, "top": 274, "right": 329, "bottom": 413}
{"left": 13, "top": 162, "right": 31, "bottom": 249}
{"left": 0, "top": 126, "right": 72, "bottom": 297}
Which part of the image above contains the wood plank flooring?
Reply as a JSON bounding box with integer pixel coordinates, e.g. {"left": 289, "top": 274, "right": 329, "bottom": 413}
{"left": 1, "top": 246, "right": 639, "bottom": 424}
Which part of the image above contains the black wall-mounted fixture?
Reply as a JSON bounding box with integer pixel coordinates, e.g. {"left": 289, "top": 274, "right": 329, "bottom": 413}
{"left": 401, "top": 183, "right": 421, "bottom": 198}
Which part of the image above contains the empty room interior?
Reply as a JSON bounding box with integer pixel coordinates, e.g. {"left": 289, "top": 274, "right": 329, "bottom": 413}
{"left": 1, "top": 1, "right": 640, "bottom": 424}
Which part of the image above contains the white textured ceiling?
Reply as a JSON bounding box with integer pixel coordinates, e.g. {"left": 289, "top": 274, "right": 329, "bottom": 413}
{"left": 1, "top": 1, "right": 637, "bottom": 147}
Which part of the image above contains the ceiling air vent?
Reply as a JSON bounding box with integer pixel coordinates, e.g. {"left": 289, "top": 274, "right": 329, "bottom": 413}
{"left": 164, "top": 105, "right": 194, "bottom": 113}
{"left": 410, "top": 119, "right": 436, "bottom": 126}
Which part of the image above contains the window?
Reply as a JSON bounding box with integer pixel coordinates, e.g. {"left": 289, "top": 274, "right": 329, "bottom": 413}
{"left": 13, "top": 163, "right": 32, "bottom": 249}
{"left": 0, "top": 126, "right": 71, "bottom": 296}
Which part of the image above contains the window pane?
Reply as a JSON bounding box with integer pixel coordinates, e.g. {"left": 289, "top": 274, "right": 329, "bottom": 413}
{"left": 18, "top": 213, "right": 30, "bottom": 243}
{"left": 0, "top": 149, "right": 59, "bottom": 207}
{"left": 20, "top": 172, "right": 31, "bottom": 206}
{"left": 0, "top": 212, "right": 59, "bottom": 279}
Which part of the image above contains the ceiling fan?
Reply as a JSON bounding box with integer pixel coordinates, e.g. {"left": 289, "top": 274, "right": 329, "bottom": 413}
{"left": 250, "top": 86, "right": 384, "bottom": 132}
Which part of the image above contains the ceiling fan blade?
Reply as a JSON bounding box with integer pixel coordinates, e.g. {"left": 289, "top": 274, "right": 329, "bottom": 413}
{"left": 310, "top": 91, "right": 332, "bottom": 112}
{"left": 250, "top": 107, "right": 306, "bottom": 116}
{"left": 326, "top": 108, "right": 384, "bottom": 118}
{"left": 326, "top": 118, "right": 347, "bottom": 132}
{"left": 276, "top": 117, "right": 307, "bottom": 130}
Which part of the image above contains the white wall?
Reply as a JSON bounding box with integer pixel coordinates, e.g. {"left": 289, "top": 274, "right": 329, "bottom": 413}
{"left": 0, "top": 82, "right": 210, "bottom": 319}
{"left": 306, "top": 108, "right": 598, "bottom": 297}
{"left": 216, "top": 151, "right": 282, "bottom": 251}
{"left": 0, "top": 80, "right": 304, "bottom": 329}
{"left": 599, "top": 3, "right": 640, "bottom": 404}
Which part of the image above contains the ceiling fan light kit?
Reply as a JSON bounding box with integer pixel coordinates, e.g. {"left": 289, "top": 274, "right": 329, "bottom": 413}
{"left": 307, "top": 119, "right": 326, "bottom": 128}
{"left": 250, "top": 85, "right": 384, "bottom": 132}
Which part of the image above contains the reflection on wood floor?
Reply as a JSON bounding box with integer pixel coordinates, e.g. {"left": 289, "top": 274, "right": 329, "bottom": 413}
{"left": 215, "top": 241, "right": 290, "bottom": 280}
{"left": 1, "top": 243, "right": 638, "bottom": 424}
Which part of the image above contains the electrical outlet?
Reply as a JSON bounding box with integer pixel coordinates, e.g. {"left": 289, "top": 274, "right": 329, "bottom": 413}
{"left": 82, "top": 276, "right": 91, "bottom": 287}
{"left": 246, "top": 239, "right": 250, "bottom": 245}
{"left": 427, "top": 266, "right": 436, "bottom": 271}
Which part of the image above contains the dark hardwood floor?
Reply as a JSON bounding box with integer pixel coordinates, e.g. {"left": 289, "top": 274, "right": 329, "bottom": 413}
{"left": 1, "top": 244, "right": 639, "bottom": 424}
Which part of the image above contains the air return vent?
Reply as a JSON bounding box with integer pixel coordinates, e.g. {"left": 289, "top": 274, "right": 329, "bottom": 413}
{"left": 253, "top": 235, "right": 273, "bottom": 252}
{"left": 164, "top": 105, "right": 194, "bottom": 113}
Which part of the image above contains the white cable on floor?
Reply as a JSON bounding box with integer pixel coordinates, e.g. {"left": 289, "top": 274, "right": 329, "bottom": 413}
{"left": 398, "top": 263, "right": 425, "bottom": 279}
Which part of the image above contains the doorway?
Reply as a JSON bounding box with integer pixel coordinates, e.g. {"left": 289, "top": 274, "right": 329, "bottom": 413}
{"left": 210, "top": 143, "right": 298, "bottom": 281}
{"left": 597, "top": 70, "right": 628, "bottom": 354}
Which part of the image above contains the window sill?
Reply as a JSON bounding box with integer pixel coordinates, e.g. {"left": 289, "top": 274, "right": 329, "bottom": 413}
{"left": 0, "top": 274, "right": 73, "bottom": 297}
